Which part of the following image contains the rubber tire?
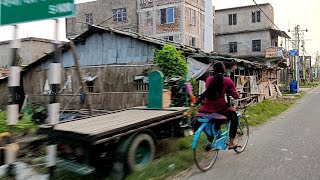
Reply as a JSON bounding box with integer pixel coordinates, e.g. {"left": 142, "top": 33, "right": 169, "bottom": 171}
{"left": 234, "top": 115, "right": 249, "bottom": 153}
{"left": 127, "top": 133, "right": 156, "bottom": 172}
{"left": 193, "top": 130, "right": 219, "bottom": 172}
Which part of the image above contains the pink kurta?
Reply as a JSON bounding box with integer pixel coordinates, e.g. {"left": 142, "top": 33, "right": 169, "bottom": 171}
{"left": 198, "top": 76, "right": 240, "bottom": 114}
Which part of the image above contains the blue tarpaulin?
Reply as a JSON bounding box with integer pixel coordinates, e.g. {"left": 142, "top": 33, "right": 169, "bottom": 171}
{"left": 288, "top": 49, "right": 299, "bottom": 57}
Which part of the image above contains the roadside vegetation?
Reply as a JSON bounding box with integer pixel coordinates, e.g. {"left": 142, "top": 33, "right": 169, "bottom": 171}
{"left": 154, "top": 44, "right": 187, "bottom": 79}
{"left": 245, "top": 93, "right": 304, "bottom": 126}
{"left": 0, "top": 111, "right": 37, "bottom": 136}
{"left": 126, "top": 92, "right": 306, "bottom": 180}
{"left": 299, "top": 81, "right": 319, "bottom": 88}
{"left": 0, "top": 103, "right": 46, "bottom": 136}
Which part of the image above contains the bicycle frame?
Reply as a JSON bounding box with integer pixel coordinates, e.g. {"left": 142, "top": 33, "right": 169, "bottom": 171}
{"left": 192, "top": 94, "right": 247, "bottom": 150}
{"left": 192, "top": 119, "right": 231, "bottom": 151}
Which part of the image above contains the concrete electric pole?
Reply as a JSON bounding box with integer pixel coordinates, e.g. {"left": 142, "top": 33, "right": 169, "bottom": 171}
{"left": 289, "top": 25, "right": 308, "bottom": 92}
{"left": 204, "top": 0, "right": 213, "bottom": 53}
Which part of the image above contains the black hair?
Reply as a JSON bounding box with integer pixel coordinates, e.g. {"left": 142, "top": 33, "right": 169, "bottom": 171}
{"left": 203, "top": 62, "right": 225, "bottom": 100}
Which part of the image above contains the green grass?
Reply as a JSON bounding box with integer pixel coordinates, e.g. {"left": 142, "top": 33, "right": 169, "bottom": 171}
{"left": 0, "top": 111, "right": 9, "bottom": 133}
{"left": 126, "top": 94, "right": 305, "bottom": 180}
{"left": 246, "top": 99, "right": 294, "bottom": 126}
{"left": 299, "top": 81, "right": 319, "bottom": 88}
{"left": 126, "top": 149, "right": 194, "bottom": 180}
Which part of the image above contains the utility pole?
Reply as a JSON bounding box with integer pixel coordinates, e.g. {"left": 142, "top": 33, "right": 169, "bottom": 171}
{"left": 6, "top": 24, "right": 20, "bottom": 180}
{"left": 204, "top": 0, "right": 213, "bottom": 53}
{"left": 302, "top": 38, "right": 305, "bottom": 80}
{"left": 289, "top": 25, "right": 308, "bottom": 92}
{"left": 47, "top": 19, "right": 61, "bottom": 180}
{"left": 295, "top": 25, "right": 300, "bottom": 91}
{"left": 315, "top": 51, "right": 320, "bottom": 79}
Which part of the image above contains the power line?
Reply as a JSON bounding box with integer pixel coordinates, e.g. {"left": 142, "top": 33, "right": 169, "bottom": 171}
{"left": 252, "top": 0, "right": 298, "bottom": 48}
{"left": 253, "top": 0, "right": 294, "bottom": 46}
{"left": 252, "top": 0, "right": 281, "bottom": 32}
{"left": 97, "top": 13, "right": 117, "bottom": 26}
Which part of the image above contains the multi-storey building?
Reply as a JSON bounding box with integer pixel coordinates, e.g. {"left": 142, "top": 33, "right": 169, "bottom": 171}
{"left": 0, "top": 37, "right": 54, "bottom": 68}
{"left": 66, "top": 0, "right": 139, "bottom": 39}
{"left": 66, "top": 0, "right": 209, "bottom": 50}
{"left": 215, "top": 3, "right": 289, "bottom": 59}
{"left": 137, "top": 0, "right": 207, "bottom": 50}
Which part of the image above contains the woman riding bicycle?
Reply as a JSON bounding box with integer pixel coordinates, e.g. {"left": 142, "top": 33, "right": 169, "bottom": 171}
{"left": 198, "top": 61, "right": 240, "bottom": 149}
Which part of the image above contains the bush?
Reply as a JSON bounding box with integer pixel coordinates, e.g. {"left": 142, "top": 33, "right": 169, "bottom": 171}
{"left": 23, "top": 103, "right": 47, "bottom": 124}
{"left": 0, "top": 111, "right": 37, "bottom": 135}
{"left": 0, "top": 102, "right": 44, "bottom": 135}
{"left": 155, "top": 45, "right": 187, "bottom": 79}
{"left": 0, "top": 111, "right": 9, "bottom": 133}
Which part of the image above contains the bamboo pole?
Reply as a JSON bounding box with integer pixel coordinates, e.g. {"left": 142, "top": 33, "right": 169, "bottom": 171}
{"left": 69, "top": 41, "right": 93, "bottom": 116}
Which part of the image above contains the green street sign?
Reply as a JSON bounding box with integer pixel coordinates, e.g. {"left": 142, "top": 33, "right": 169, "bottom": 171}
{"left": 0, "top": 0, "right": 75, "bottom": 26}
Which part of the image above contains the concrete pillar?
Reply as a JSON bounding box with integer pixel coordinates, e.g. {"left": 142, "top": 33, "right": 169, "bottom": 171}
{"left": 204, "top": 0, "right": 213, "bottom": 53}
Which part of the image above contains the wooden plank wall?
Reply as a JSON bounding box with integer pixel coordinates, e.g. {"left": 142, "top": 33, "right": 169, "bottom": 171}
{"left": 23, "top": 65, "right": 155, "bottom": 95}
{"left": 0, "top": 65, "right": 156, "bottom": 110}
{"left": 27, "top": 92, "right": 148, "bottom": 111}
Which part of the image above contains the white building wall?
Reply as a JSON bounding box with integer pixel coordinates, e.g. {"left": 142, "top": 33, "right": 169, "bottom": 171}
{"left": 215, "top": 31, "right": 271, "bottom": 57}
{"left": 215, "top": 4, "right": 274, "bottom": 34}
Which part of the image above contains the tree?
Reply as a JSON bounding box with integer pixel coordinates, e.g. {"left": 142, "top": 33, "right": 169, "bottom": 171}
{"left": 154, "top": 44, "right": 187, "bottom": 78}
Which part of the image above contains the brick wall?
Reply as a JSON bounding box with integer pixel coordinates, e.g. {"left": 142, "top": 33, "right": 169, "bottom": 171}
{"left": 66, "top": 0, "right": 138, "bottom": 38}
{"left": 155, "top": 5, "right": 182, "bottom": 34}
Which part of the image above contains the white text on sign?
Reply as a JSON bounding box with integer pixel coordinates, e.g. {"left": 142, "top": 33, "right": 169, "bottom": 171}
{"left": 48, "top": 2, "right": 73, "bottom": 14}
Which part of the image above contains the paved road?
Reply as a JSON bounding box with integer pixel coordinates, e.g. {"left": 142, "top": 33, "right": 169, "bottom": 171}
{"left": 187, "top": 86, "right": 320, "bottom": 180}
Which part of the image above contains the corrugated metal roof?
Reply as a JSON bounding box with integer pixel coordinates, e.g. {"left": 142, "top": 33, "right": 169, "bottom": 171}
{"left": 73, "top": 25, "right": 199, "bottom": 53}
{"left": 24, "top": 25, "right": 199, "bottom": 71}
{"left": 190, "top": 53, "right": 268, "bottom": 68}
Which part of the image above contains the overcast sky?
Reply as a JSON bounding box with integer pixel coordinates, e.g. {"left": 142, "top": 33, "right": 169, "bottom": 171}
{"left": 0, "top": 0, "right": 319, "bottom": 57}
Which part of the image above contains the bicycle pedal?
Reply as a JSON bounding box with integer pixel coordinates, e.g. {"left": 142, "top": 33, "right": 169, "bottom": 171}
{"left": 205, "top": 147, "right": 211, "bottom": 151}
{"left": 204, "top": 144, "right": 212, "bottom": 151}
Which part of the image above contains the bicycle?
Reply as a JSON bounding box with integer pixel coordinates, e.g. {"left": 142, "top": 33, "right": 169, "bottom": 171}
{"left": 191, "top": 96, "right": 249, "bottom": 172}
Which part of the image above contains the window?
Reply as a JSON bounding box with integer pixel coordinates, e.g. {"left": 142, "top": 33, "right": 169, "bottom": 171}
{"left": 113, "top": 8, "right": 127, "bottom": 22}
{"left": 252, "top": 11, "right": 261, "bottom": 23}
{"left": 252, "top": 40, "right": 261, "bottom": 52}
{"left": 228, "top": 13, "right": 237, "bottom": 25}
{"left": 163, "top": 36, "right": 173, "bottom": 41}
{"left": 229, "top": 42, "right": 237, "bottom": 53}
{"left": 189, "top": 36, "right": 196, "bottom": 47}
{"left": 161, "top": 7, "right": 174, "bottom": 24}
{"left": 140, "top": 0, "right": 152, "bottom": 4}
{"left": 136, "top": 79, "right": 149, "bottom": 91}
{"left": 190, "top": 8, "right": 196, "bottom": 25}
{"left": 85, "top": 13, "right": 93, "bottom": 25}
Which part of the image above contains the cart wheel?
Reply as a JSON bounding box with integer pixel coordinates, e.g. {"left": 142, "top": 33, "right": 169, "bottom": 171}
{"left": 127, "top": 133, "right": 155, "bottom": 172}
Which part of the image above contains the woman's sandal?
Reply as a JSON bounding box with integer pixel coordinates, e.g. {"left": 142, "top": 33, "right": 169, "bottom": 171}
{"left": 228, "top": 143, "right": 241, "bottom": 150}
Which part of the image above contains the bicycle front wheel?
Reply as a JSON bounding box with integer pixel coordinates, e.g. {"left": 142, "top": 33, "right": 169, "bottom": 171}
{"left": 193, "top": 130, "right": 219, "bottom": 172}
{"left": 234, "top": 115, "right": 249, "bottom": 153}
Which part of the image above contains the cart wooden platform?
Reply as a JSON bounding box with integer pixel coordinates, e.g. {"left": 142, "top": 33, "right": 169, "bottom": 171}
{"left": 52, "top": 107, "right": 188, "bottom": 145}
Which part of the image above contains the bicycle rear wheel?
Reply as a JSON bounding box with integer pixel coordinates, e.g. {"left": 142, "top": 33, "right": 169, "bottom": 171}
{"left": 193, "top": 130, "right": 219, "bottom": 172}
{"left": 234, "top": 115, "right": 249, "bottom": 153}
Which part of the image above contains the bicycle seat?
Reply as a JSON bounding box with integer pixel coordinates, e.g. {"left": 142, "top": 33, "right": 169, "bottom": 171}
{"left": 195, "top": 113, "right": 227, "bottom": 123}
